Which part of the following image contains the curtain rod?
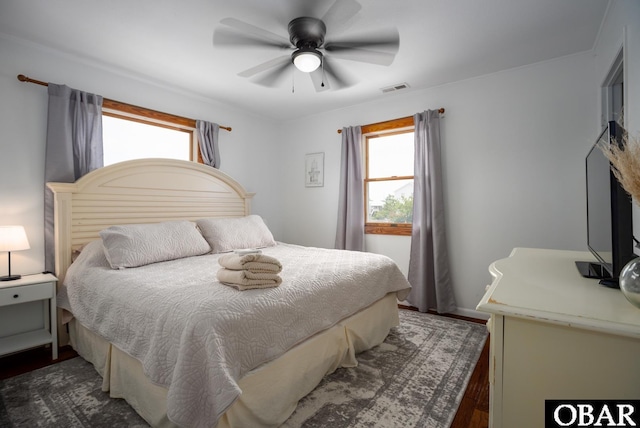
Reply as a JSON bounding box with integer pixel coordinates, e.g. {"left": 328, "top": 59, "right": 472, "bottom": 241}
{"left": 17, "top": 74, "right": 232, "bottom": 132}
{"left": 336, "top": 108, "right": 445, "bottom": 134}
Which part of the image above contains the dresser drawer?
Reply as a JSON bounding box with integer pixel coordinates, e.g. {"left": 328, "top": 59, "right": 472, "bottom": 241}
{"left": 0, "top": 282, "right": 54, "bottom": 306}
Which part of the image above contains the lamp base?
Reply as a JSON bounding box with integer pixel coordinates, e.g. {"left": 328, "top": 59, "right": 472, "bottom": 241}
{"left": 0, "top": 274, "right": 22, "bottom": 281}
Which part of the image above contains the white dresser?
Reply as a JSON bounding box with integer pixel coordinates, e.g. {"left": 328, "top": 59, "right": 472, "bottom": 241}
{"left": 477, "top": 248, "right": 640, "bottom": 428}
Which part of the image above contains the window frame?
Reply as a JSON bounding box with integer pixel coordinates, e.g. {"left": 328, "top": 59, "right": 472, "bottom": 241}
{"left": 101, "top": 99, "right": 202, "bottom": 164}
{"left": 363, "top": 116, "right": 415, "bottom": 236}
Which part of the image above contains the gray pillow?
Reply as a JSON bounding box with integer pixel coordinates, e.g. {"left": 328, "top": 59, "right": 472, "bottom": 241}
{"left": 196, "top": 215, "right": 276, "bottom": 253}
{"left": 99, "top": 220, "right": 211, "bottom": 269}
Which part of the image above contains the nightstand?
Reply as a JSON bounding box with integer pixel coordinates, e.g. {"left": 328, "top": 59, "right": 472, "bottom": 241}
{"left": 0, "top": 273, "right": 58, "bottom": 360}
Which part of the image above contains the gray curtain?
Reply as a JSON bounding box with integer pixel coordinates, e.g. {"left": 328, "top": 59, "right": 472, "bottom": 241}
{"left": 44, "top": 84, "right": 103, "bottom": 272}
{"left": 407, "top": 110, "right": 456, "bottom": 313}
{"left": 335, "top": 126, "right": 364, "bottom": 251}
{"left": 196, "top": 120, "right": 220, "bottom": 168}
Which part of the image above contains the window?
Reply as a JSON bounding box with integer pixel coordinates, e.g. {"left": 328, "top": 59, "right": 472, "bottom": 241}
{"left": 102, "top": 115, "right": 192, "bottom": 166}
{"left": 101, "top": 100, "right": 197, "bottom": 167}
{"left": 364, "top": 117, "right": 414, "bottom": 236}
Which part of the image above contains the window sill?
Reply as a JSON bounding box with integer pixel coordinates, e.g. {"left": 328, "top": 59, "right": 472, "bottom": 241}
{"left": 365, "top": 224, "right": 412, "bottom": 236}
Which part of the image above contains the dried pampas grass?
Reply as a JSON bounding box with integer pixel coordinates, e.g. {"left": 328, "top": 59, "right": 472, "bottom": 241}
{"left": 600, "top": 130, "right": 640, "bottom": 202}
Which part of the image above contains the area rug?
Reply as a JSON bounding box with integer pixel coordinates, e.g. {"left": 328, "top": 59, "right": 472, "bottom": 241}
{"left": 0, "top": 356, "right": 148, "bottom": 428}
{"left": 0, "top": 310, "right": 487, "bottom": 427}
{"left": 284, "top": 310, "right": 488, "bottom": 427}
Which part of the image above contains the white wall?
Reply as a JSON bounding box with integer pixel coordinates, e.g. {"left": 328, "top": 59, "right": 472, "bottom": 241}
{"left": 279, "top": 51, "right": 598, "bottom": 317}
{"left": 0, "top": 35, "right": 284, "bottom": 277}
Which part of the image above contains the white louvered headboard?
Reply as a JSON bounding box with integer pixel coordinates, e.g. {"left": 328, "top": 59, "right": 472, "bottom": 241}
{"left": 47, "top": 158, "right": 255, "bottom": 286}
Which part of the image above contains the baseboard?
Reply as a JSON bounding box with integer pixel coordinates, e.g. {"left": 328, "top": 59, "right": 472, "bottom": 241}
{"left": 452, "top": 307, "right": 490, "bottom": 321}
{"left": 398, "top": 301, "right": 490, "bottom": 322}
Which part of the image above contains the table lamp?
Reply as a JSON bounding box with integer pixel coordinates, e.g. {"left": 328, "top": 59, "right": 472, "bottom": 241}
{"left": 0, "top": 225, "right": 30, "bottom": 281}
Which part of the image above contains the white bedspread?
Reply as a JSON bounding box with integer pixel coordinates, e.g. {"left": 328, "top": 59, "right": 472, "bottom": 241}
{"left": 58, "top": 241, "right": 411, "bottom": 428}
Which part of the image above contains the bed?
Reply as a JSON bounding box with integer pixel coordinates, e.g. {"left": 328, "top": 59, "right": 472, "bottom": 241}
{"left": 48, "top": 158, "right": 411, "bottom": 428}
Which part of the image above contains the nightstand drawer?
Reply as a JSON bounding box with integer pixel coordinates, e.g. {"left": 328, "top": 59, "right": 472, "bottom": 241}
{"left": 0, "top": 283, "right": 54, "bottom": 306}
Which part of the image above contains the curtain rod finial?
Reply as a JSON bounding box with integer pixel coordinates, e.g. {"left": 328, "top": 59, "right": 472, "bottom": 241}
{"left": 17, "top": 74, "right": 47, "bottom": 87}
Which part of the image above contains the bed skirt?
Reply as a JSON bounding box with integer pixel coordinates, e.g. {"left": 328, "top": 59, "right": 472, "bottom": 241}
{"left": 68, "top": 292, "right": 400, "bottom": 427}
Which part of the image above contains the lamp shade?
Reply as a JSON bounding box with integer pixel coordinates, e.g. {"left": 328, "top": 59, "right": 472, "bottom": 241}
{"left": 292, "top": 49, "right": 322, "bottom": 73}
{"left": 0, "top": 226, "right": 30, "bottom": 252}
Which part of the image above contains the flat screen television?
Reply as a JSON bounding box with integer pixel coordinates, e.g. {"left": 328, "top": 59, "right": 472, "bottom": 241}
{"left": 576, "top": 121, "right": 634, "bottom": 288}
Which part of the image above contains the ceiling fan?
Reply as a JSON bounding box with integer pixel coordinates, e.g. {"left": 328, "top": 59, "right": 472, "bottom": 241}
{"left": 213, "top": 0, "right": 400, "bottom": 92}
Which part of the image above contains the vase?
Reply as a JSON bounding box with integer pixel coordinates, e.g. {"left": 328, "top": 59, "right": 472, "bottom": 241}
{"left": 619, "top": 257, "right": 640, "bottom": 309}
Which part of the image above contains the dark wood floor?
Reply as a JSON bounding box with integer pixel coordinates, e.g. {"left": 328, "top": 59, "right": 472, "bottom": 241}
{"left": 0, "top": 345, "right": 77, "bottom": 381}
{"left": 0, "top": 319, "right": 490, "bottom": 428}
{"left": 450, "top": 335, "right": 490, "bottom": 428}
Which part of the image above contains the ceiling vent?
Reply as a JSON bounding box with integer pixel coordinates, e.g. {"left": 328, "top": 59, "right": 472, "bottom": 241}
{"left": 381, "top": 82, "right": 410, "bottom": 93}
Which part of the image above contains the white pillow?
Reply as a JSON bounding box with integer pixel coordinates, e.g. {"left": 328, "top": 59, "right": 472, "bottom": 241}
{"left": 99, "top": 220, "right": 211, "bottom": 269}
{"left": 196, "top": 215, "right": 276, "bottom": 253}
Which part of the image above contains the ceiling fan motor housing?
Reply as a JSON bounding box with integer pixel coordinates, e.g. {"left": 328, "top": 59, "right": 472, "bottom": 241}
{"left": 289, "top": 17, "right": 326, "bottom": 71}
{"left": 288, "top": 17, "right": 326, "bottom": 48}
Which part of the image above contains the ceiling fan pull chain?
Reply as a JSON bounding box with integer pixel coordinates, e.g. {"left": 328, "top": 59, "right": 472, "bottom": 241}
{"left": 292, "top": 69, "right": 295, "bottom": 93}
{"left": 321, "top": 57, "right": 325, "bottom": 88}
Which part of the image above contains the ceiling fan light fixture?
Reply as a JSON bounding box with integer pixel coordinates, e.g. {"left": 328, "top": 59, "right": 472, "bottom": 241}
{"left": 292, "top": 48, "right": 322, "bottom": 73}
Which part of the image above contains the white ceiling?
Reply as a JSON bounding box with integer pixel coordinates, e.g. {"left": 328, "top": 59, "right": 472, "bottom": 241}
{"left": 0, "top": 0, "right": 609, "bottom": 120}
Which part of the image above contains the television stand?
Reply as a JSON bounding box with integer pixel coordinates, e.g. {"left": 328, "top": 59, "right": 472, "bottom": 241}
{"left": 575, "top": 261, "right": 619, "bottom": 288}
{"left": 575, "top": 260, "right": 609, "bottom": 278}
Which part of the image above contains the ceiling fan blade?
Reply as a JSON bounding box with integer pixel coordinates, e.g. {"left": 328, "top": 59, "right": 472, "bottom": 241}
{"left": 324, "top": 47, "right": 397, "bottom": 66}
{"left": 324, "top": 28, "right": 400, "bottom": 52}
{"left": 254, "top": 60, "right": 292, "bottom": 88}
{"left": 324, "top": 28, "right": 399, "bottom": 65}
{"left": 214, "top": 27, "right": 291, "bottom": 50}
{"left": 321, "top": 58, "right": 355, "bottom": 90}
{"left": 321, "top": 0, "right": 362, "bottom": 35}
{"left": 237, "top": 55, "right": 291, "bottom": 78}
{"left": 219, "top": 18, "right": 291, "bottom": 48}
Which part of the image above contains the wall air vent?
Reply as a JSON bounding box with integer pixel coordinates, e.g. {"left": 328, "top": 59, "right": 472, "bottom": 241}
{"left": 381, "top": 82, "right": 410, "bottom": 93}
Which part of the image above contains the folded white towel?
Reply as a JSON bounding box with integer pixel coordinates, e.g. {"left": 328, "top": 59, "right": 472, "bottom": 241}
{"left": 216, "top": 268, "right": 282, "bottom": 291}
{"left": 218, "top": 253, "right": 282, "bottom": 273}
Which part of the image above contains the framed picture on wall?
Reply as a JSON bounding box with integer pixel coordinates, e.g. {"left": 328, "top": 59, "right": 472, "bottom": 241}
{"left": 305, "top": 152, "right": 324, "bottom": 187}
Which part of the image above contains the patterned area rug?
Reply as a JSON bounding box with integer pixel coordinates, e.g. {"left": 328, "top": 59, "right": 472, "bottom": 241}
{"left": 0, "top": 310, "right": 487, "bottom": 427}
{"left": 284, "top": 310, "right": 488, "bottom": 427}
{"left": 0, "top": 356, "right": 148, "bottom": 428}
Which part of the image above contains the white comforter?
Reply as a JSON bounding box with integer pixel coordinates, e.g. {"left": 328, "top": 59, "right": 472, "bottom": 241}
{"left": 58, "top": 241, "right": 411, "bottom": 427}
